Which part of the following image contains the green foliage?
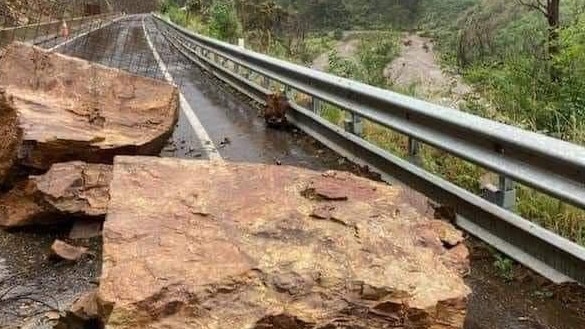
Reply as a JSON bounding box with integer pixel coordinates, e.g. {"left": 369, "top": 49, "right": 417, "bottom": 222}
{"left": 208, "top": 0, "right": 240, "bottom": 41}
{"left": 327, "top": 50, "right": 360, "bottom": 79}
{"left": 457, "top": 11, "right": 585, "bottom": 143}
{"left": 554, "top": 14, "right": 585, "bottom": 133}
{"left": 414, "top": 0, "right": 585, "bottom": 145}
{"left": 493, "top": 253, "right": 515, "bottom": 281}
{"left": 297, "top": 35, "right": 336, "bottom": 64}
{"left": 277, "top": 0, "right": 422, "bottom": 31}
{"left": 321, "top": 104, "right": 344, "bottom": 126}
{"left": 327, "top": 32, "right": 400, "bottom": 88}
{"left": 167, "top": 3, "right": 189, "bottom": 27}
{"left": 159, "top": 0, "right": 174, "bottom": 14}
{"left": 357, "top": 33, "right": 400, "bottom": 87}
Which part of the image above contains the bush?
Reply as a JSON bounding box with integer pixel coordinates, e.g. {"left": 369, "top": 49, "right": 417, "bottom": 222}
{"left": 208, "top": 0, "right": 240, "bottom": 42}
{"left": 159, "top": 0, "right": 174, "bottom": 14}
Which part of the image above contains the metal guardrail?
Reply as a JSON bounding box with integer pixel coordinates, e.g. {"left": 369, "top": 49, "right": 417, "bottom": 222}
{"left": 151, "top": 14, "right": 585, "bottom": 285}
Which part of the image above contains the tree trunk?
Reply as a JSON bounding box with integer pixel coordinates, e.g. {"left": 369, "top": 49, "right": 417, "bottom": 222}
{"left": 547, "top": 0, "right": 560, "bottom": 57}
{"left": 517, "top": 0, "right": 561, "bottom": 80}
{"left": 547, "top": 0, "right": 560, "bottom": 81}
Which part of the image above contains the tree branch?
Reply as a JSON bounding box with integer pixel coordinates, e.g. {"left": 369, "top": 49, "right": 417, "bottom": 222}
{"left": 517, "top": 0, "right": 548, "bottom": 16}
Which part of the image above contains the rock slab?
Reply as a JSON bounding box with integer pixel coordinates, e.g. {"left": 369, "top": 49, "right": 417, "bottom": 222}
{"left": 0, "top": 42, "right": 179, "bottom": 171}
{"left": 50, "top": 239, "right": 88, "bottom": 261}
{"left": 0, "top": 161, "right": 112, "bottom": 227}
{"left": 99, "top": 156, "right": 470, "bottom": 328}
{"left": 0, "top": 89, "right": 21, "bottom": 185}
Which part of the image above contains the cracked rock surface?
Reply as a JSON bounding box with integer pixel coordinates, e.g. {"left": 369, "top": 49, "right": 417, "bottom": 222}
{"left": 100, "top": 156, "right": 470, "bottom": 328}
{"left": 0, "top": 89, "right": 21, "bottom": 185}
{"left": 0, "top": 42, "right": 178, "bottom": 171}
{"left": 0, "top": 161, "right": 112, "bottom": 227}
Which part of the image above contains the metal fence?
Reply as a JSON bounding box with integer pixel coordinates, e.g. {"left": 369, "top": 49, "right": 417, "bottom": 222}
{"left": 0, "top": 1, "right": 188, "bottom": 87}
{"left": 152, "top": 13, "right": 585, "bottom": 285}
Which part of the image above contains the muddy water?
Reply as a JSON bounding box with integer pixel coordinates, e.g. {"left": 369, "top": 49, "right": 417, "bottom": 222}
{"left": 1, "top": 16, "right": 584, "bottom": 329}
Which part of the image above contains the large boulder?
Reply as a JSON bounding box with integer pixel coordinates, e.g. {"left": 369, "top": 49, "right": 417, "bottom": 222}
{"left": 0, "top": 161, "right": 112, "bottom": 227}
{"left": 0, "top": 42, "right": 179, "bottom": 171}
{"left": 99, "top": 156, "right": 470, "bottom": 329}
{"left": 0, "top": 89, "right": 21, "bottom": 185}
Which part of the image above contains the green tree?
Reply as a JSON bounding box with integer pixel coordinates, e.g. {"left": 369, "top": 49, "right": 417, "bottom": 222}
{"left": 517, "top": 0, "right": 561, "bottom": 57}
{"left": 209, "top": 0, "right": 240, "bottom": 41}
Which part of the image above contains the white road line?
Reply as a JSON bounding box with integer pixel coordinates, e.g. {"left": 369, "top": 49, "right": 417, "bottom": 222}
{"left": 48, "top": 15, "right": 126, "bottom": 52}
{"left": 141, "top": 16, "right": 222, "bottom": 161}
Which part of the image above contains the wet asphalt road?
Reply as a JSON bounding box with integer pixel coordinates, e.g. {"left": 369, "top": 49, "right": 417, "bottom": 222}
{"left": 1, "top": 15, "right": 584, "bottom": 329}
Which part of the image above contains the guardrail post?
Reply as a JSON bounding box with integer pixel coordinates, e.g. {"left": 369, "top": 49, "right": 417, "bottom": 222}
{"left": 262, "top": 76, "right": 270, "bottom": 88}
{"left": 482, "top": 175, "right": 516, "bottom": 211}
{"left": 234, "top": 38, "right": 245, "bottom": 76}
{"left": 284, "top": 85, "right": 292, "bottom": 98}
{"left": 312, "top": 97, "right": 322, "bottom": 116}
{"left": 242, "top": 67, "right": 251, "bottom": 80}
{"left": 344, "top": 112, "right": 363, "bottom": 137}
{"left": 499, "top": 176, "right": 516, "bottom": 210}
{"left": 408, "top": 137, "right": 421, "bottom": 165}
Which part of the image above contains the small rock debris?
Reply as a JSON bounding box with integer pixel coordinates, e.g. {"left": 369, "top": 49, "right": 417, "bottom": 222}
{"left": 219, "top": 137, "right": 231, "bottom": 147}
{"left": 50, "top": 240, "right": 88, "bottom": 261}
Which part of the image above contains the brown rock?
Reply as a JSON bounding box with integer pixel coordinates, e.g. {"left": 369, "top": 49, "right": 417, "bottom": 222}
{"left": 0, "top": 88, "right": 21, "bottom": 186}
{"left": 0, "top": 42, "right": 179, "bottom": 171}
{"left": 55, "top": 290, "right": 104, "bottom": 329}
{"left": 0, "top": 162, "right": 112, "bottom": 227}
{"left": 70, "top": 290, "right": 100, "bottom": 320}
{"left": 264, "top": 92, "right": 289, "bottom": 127}
{"left": 441, "top": 243, "right": 471, "bottom": 276}
{"left": 411, "top": 219, "right": 469, "bottom": 276}
{"left": 50, "top": 239, "right": 88, "bottom": 261}
{"left": 99, "top": 156, "right": 470, "bottom": 329}
{"left": 430, "top": 219, "right": 465, "bottom": 247}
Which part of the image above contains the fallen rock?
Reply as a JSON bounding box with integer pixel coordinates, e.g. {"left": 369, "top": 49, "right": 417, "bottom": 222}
{"left": 99, "top": 156, "right": 470, "bottom": 328}
{"left": 0, "top": 88, "right": 21, "bottom": 186}
{"left": 441, "top": 243, "right": 471, "bottom": 276}
{"left": 0, "top": 42, "right": 179, "bottom": 171}
{"left": 68, "top": 290, "right": 101, "bottom": 321}
{"left": 50, "top": 239, "right": 88, "bottom": 261}
{"left": 264, "top": 91, "right": 289, "bottom": 127}
{"left": 0, "top": 162, "right": 112, "bottom": 227}
{"left": 44, "top": 311, "right": 61, "bottom": 321}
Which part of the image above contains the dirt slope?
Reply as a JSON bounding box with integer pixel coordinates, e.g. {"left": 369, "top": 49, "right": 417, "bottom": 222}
{"left": 311, "top": 38, "right": 360, "bottom": 71}
{"left": 384, "top": 33, "right": 473, "bottom": 108}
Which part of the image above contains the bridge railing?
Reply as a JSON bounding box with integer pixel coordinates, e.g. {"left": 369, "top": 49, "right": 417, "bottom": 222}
{"left": 152, "top": 14, "right": 585, "bottom": 285}
{"left": 0, "top": 13, "right": 120, "bottom": 48}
